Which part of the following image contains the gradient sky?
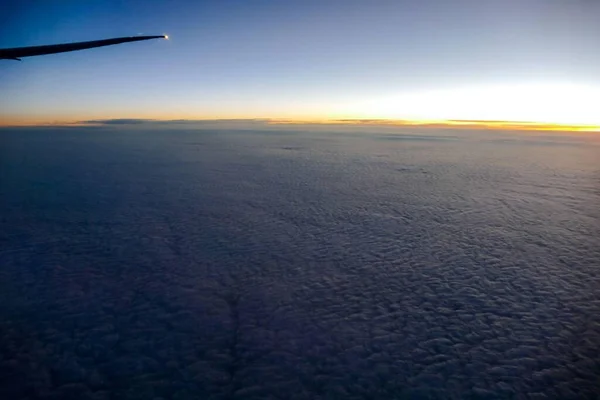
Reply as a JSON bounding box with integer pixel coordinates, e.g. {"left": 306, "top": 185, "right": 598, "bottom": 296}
{"left": 2, "top": 0, "right": 600, "bottom": 125}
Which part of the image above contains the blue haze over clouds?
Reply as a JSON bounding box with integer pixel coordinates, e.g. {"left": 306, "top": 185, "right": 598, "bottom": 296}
{"left": 0, "top": 127, "right": 599, "bottom": 399}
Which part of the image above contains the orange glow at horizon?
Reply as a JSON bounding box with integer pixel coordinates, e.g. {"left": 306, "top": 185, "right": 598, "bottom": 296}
{"left": 4, "top": 82, "right": 600, "bottom": 133}
{"left": 268, "top": 118, "right": 600, "bottom": 132}
{"left": 2, "top": 114, "right": 600, "bottom": 132}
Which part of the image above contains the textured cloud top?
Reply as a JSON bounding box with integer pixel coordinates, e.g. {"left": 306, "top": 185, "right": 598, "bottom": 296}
{"left": 0, "top": 127, "right": 598, "bottom": 399}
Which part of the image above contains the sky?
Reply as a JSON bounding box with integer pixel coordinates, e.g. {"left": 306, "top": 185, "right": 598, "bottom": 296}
{"left": 1, "top": 0, "right": 600, "bottom": 127}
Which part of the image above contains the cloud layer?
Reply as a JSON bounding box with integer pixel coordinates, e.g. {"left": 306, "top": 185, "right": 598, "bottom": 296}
{"left": 1, "top": 127, "right": 599, "bottom": 399}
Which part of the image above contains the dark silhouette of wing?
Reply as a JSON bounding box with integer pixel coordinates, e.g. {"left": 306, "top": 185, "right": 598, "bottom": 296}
{"left": 0, "top": 35, "right": 167, "bottom": 60}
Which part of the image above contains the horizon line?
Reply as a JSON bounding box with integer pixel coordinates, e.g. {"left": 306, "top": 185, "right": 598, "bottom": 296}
{"left": 1, "top": 117, "right": 600, "bottom": 132}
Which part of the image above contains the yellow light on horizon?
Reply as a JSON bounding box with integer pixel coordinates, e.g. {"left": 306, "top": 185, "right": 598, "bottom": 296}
{"left": 345, "top": 83, "right": 600, "bottom": 126}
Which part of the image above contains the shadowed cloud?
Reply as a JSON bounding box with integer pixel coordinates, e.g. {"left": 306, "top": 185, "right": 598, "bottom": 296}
{"left": 0, "top": 127, "right": 598, "bottom": 399}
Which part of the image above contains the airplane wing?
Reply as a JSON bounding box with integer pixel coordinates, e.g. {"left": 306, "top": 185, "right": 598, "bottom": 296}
{"left": 0, "top": 35, "right": 167, "bottom": 60}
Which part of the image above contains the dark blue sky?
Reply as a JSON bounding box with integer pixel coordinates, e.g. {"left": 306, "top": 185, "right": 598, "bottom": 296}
{"left": 2, "top": 0, "right": 600, "bottom": 125}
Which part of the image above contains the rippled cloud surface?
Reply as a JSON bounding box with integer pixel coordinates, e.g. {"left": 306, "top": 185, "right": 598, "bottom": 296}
{"left": 1, "top": 127, "right": 599, "bottom": 399}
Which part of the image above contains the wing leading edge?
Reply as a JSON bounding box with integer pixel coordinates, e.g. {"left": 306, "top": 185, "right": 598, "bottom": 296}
{"left": 0, "top": 35, "right": 167, "bottom": 60}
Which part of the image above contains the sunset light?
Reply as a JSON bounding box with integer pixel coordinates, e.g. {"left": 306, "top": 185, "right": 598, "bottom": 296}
{"left": 345, "top": 83, "right": 600, "bottom": 127}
